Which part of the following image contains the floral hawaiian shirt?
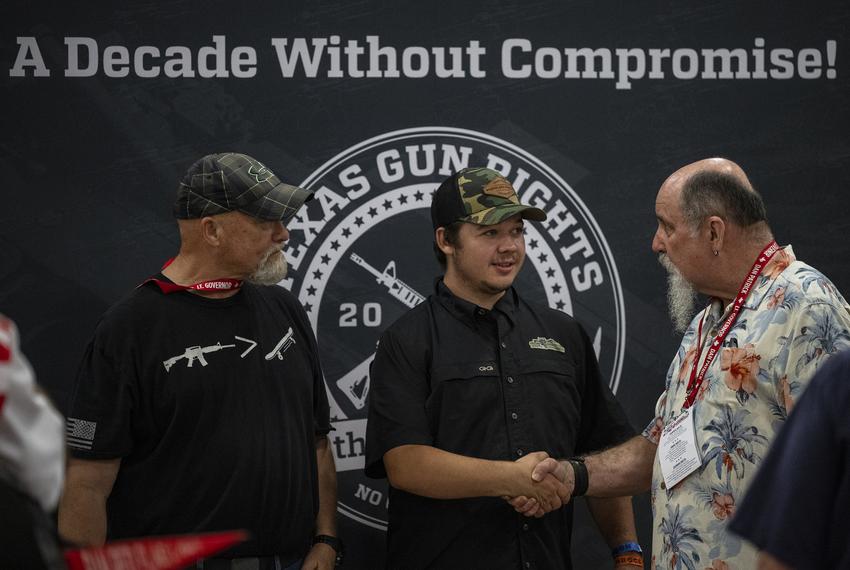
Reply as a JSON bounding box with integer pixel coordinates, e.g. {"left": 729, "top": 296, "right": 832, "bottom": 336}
{"left": 643, "top": 246, "right": 850, "bottom": 570}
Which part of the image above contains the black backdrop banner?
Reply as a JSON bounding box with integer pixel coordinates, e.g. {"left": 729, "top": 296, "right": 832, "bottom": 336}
{"left": 3, "top": 1, "right": 848, "bottom": 568}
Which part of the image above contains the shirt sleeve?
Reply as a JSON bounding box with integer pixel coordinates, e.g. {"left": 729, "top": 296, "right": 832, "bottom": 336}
{"left": 279, "top": 290, "right": 331, "bottom": 436}
{"left": 642, "top": 336, "right": 688, "bottom": 444}
{"left": 66, "top": 323, "right": 136, "bottom": 460}
{"left": 364, "top": 326, "right": 432, "bottom": 478}
{"left": 777, "top": 299, "right": 850, "bottom": 413}
{"left": 302, "top": 309, "right": 331, "bottom": 436}
{"left": 573, "top": 325, "right": 636, "bottom": 455}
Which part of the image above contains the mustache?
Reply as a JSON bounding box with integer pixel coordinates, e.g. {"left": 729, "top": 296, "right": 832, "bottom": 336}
{"left": 247, "top": 246, "right": 288, "bottom": 285}
{"left": 260, "top": 246, "right": 284, "bottom": 261}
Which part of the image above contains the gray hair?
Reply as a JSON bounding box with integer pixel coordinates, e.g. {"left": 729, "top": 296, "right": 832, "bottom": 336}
{"left": 680, "top": 170, "right": 768, "bottom": 231}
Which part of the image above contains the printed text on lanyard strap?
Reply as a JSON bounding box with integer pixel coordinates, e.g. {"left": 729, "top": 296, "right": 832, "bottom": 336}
{"left": 682, "top": 240, "right": 779, "bottom": 409}
{"left": 141, "top": 258, "right": 243, "bottom": 294}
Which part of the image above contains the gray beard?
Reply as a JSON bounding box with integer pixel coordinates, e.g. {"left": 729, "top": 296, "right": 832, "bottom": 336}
{"left": 659, "top": 254, "right": 697, "bottom": 333}
{"left": 247, "top": 248, "right": 288, "bottom": 285}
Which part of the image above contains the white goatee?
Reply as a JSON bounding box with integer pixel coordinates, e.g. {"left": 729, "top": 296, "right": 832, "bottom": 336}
{"left": 658, "top": 254, "right": 697, "bottom": 333}
{"left": 248, "top": 247, "right": 288, "bottom": 285}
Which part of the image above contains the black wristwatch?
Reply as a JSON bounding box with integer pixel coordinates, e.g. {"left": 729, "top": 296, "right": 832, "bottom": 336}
{"left": 312, "top": 534, "right": 344, "bottom": 566}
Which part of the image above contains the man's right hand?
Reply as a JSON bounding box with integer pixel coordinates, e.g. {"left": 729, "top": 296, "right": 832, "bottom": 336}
{"left": 506, "top": 453, "right": 571, "bottom": 517}
{"left": 507, "top": 456, "right": 573, "bottom": 517}
{"left": 531, "top": 457, "right": 568, "bottom": 484}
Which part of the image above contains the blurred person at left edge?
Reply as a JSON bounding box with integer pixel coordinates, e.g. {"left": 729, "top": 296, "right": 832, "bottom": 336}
{"left": 0, "top": 314, "right": 65, "bottom": 569}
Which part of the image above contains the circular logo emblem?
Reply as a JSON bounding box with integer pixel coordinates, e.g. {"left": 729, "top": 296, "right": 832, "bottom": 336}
{"left": 283, "top": 127, "right": 625, "bottom": 531}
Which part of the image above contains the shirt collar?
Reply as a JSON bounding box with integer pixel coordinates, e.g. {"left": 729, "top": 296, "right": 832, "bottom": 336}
{"left": 435, "top": 279, "right": 518, "bottom": 324}
{"left": 712, "top": 244, "right": 796, "bottom": 321}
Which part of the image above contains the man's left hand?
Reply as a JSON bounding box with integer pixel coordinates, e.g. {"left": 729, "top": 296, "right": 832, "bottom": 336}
{"left": 300, "top": 542, "right": 336, "bottom": 570}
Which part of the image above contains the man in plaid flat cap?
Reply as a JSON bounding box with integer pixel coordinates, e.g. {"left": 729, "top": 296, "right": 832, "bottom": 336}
{"left": 364, "top": 167, "right": 641, "bottom": 569}
{"left": 59, "top": 153, "right": 342, "bottom": 569}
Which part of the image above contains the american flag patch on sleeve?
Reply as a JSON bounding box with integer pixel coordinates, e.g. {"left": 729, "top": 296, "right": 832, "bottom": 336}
{"left": 66, "top": 417, "right": 97, "bottom": 450}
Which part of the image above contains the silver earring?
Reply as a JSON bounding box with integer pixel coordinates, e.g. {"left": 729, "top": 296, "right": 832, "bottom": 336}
{"left": 713, "top": 250, "right": 719, "bottom": 256}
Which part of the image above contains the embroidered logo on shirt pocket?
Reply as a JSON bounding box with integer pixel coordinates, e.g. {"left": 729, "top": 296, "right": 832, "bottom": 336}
{"left": 528, "top": 337, "right": 565, "bottom": 353}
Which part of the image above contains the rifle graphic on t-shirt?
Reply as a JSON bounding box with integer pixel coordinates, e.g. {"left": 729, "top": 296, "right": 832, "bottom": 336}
{"left": 265, "top": 327, "right": 295, "bottom": 360}
{"left": 162, "top": 342, "right": 236, "bottom": 372}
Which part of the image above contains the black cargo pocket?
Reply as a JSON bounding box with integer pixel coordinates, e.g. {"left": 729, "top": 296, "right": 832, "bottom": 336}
{"left": 514, "top": 355, "right": 582, "bottom": 452}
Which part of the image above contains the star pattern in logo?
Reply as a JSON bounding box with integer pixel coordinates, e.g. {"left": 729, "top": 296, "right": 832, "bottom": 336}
{"left": 295, "top": 186, "right": 439, "bottom": 323}
{"left": 525, "top": 237, "right": 573, "bottom": 315}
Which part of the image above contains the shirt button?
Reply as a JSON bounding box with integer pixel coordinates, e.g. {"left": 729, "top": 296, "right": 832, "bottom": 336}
{"left": 525, "top": 563, "right": 531, "bottom": 569}
{"left": 507, "top": 376, "right": 514, "bottom": 384}
{"left": 522, "top": 523, "right": 529, "bottom": 531}
{"left": 500, "top": 341, "right": 507, "bottom": 348}
{"left": 511, "top": 412, "right": 518, "bottom": 420}
{"left": 516, "top": 449, "right": 524, "bottom": 457}
{"left": 478, "top": 308, "right": 487, "bottom": 315}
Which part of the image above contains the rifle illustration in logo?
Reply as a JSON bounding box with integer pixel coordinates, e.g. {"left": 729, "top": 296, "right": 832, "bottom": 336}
{"left": 349, "top": 253, "right": 425, "bottom": 308}
{"left": 265, "top": 327, "right": 295, "bottom": 360}
{"left": 163, "top": 342, "right": 236, "bottom": 372}
{"left": 334, "top": 254, "right": 426, "bottom": 409}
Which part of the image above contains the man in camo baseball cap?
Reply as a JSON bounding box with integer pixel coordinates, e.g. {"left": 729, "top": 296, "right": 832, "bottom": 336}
{"left": 364, "top": 165, "right": 639, "bottom": 570}
{"left": 430, "top": 167, "right": 546, "bottom": 230}
{"left": 174, "top": 152, "right": 313, "bottom": 222}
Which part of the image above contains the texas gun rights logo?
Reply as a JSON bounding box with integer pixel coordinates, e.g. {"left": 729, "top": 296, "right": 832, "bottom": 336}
{"left": 281, "top": 126, "right": 625, "bottom": 531}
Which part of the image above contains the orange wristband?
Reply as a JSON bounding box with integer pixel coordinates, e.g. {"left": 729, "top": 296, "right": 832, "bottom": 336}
{"left": 613, "top": 552, "right": 644, "bottom": 566}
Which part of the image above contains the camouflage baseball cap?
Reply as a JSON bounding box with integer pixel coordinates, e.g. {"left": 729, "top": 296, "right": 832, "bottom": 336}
{"left": 174, "top": 152, "right": 313, "bottom": 222}
{"left": 430, "top": 167, "right": 546, "bottom": 230}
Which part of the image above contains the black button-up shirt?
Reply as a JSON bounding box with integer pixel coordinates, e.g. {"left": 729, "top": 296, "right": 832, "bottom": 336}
{"left": 366, "top": 280, "right": 634, "bottom": 569}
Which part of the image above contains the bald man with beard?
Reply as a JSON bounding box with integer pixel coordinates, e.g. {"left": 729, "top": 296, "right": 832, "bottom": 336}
{"left": 511, "top": 158, "right": 850, "bottom": 568}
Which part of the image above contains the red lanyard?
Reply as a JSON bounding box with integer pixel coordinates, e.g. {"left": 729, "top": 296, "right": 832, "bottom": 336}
{"left": 142, "top": 259, "right": 243, "bottom": 294}
{"left": 683, "top": 240, "right": 779, "bottom": 409}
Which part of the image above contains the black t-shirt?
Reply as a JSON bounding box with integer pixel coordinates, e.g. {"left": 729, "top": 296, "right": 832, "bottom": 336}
{"left": 67, "top": 278, "right": 330, "bottom": 559}
{"left": 365, "top": 281, "right": 635, "bottom": 570}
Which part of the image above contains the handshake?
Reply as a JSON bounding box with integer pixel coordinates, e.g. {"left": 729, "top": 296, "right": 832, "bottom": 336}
{"left": 503, "top": 451, "right": 576, "bottom": 518}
